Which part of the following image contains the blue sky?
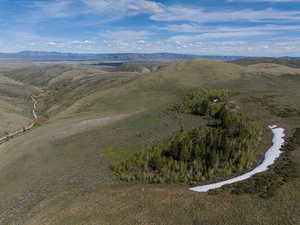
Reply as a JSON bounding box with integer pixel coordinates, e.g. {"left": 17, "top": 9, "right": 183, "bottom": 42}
{"left": 0, "top": 0, "right": 300, "bottom": 56}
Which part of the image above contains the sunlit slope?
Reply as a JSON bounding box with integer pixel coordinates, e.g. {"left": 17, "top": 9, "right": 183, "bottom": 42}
{"left": 0, "top": 72, "right": 38, "bottom": 136}
{"left": 23, "top": 62, "right": 300, "bottom": 225}
{"left": 0, "top": 59, "right": 299, "bottom": 225}
{"left": 4, "top": 64, "right": 138, "bottom": 118}
{"left": 0, "top": 60, "right": 245, "bottom": 222}
{"left": 245, "top": 63, "right": 300, "bottom": 76}
{"left": 3, "top": 64, "right": 72, "bottom": 86}
{"left": 53, "top": 60, "right": 243, "bottom": 118}
{"left": 4, "top": 60, "right": 243, "bottom": 120}
{"left": 232, "top": 57, "right": 300, "bottom": 68}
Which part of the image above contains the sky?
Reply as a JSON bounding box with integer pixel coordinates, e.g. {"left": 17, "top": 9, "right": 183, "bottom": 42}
{"left": 0, "top": 0, "right": 300, "bottom": 56}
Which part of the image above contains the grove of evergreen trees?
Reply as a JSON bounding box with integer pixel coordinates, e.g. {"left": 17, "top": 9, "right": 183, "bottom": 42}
{"left": 173, "top": 88, "right": 232, "bottom": 117}
{"left": 112, "top": 89, "right": 264, "bottom": 185}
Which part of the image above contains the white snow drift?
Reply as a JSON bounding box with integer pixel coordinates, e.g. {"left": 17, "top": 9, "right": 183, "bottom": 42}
{"left": 190, "top": 125, "right": 285, "bottom": 192}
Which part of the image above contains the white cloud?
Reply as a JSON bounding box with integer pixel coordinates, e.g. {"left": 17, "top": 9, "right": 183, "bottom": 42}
{"left": 215, "top": 24, "right": 300, "bottom": 32}
{"left": 23, "top": 0, "right": 165, "bottom": 22}
{"left": 47, "top": 41, "right": 65, "bottom": 48}
{"left": 159, "top": 24, "right": 204, "bottom": 33}
{"left": 228, "top": 0, "right": 300, "bottom": 2}
{"left": 82, "top": 0, "right": 164, "bottom": 18}
{"left": 169, "top": 31, "right": 273, "bottom": 42}
{"left": 22, "top": 0, "right": 300, "bottom": 24}
{"left": 150, "top": 6, "right": 300, "bottom": 22}
{"left": 127, "top": 0, "right": 165, "bottom": 13}
{"left": 160, "top": 24, "right": 300, "bottom": 33}
{"left": 2, "top": 0, "right": 300, "bottom": 56}
{"left": 29, "top": 0, "right": 75, "bottom": 19}
{"left": 99, "top": 30, "right": 154, "bottom": 40}
{"left": 2, "top": 32, "right": 300, "bottom": 57}
{"left": 8, "top": 31, "right": 42, "bottom": 41}
{"left": 47, "top": 41, "right": 59, "bottom": 46}
{"left": 157, "top": 24, "right": 300, "bottom": 45}
{"left": 71, "top": 40, "right": 95, "bottom": 45}
{"left": 97, "top": 38, "right": 300, "bottom": 57}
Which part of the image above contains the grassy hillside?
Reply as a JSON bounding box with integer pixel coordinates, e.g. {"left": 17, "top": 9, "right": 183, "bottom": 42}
{"left": 114, "top": 62, "right": 168, "bottom": 73}
{"left": 244, "top": 63, "right": 300, "bottom": 76}
{"left": 231, "top": 57, "right": 300, "bottom": 68}
{"left": 0, "top": 60, "right": 299, "bottom": 225}
{"left": 0, "top": 64, "right": 39, "bottom": 136}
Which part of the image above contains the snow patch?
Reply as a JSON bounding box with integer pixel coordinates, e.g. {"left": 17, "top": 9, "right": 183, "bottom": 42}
{"left": 190, "top": 125, "right": 285, "bottom": 192}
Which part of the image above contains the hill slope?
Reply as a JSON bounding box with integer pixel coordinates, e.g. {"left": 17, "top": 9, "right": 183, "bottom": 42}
{"left": 231, "top": 57, "right": 300, "bottom": 68}
{"left": 0, "top": 64, "right": 39, "bottom": 136}
{"left": 0, "top": 60, "right": 299, "bottom": 225}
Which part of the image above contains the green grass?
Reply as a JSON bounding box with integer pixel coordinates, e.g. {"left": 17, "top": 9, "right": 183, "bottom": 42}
{"left": 0, "top": 70, "right": 38, "bottom": 135}
{"left": 0, "top": 60, "right": 300, "bottom": 225}
{"left": 231, "top": 57, "right": 300, "bottom": 68}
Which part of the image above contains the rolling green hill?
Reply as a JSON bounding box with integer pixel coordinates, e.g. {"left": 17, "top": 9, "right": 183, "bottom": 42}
{"left": 0, "top": 60, "right": 299, "bottom": 225}
{"left": 231, "top": 57, "right": 300, "bottom": 68}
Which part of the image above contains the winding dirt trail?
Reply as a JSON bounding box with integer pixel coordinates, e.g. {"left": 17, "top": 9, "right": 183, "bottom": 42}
{"left": 0, "top": 96, "right": 38, "bottom": 144}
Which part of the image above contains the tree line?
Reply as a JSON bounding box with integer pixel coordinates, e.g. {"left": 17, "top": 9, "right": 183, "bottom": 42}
{"left": 112, "top": 89, "right": 263, "bottom": 184}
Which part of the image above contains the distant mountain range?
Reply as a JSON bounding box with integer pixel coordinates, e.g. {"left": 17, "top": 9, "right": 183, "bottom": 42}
{"left": 0, "top": 51, "right": 244, "bottom": 62}
{"left": 1, "top": 51, "right": 299, "bottom": 63}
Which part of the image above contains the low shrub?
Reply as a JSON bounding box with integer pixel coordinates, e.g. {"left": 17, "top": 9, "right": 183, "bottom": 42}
{"left": 227, "top": 132, "right": 299, "bottom": 198}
